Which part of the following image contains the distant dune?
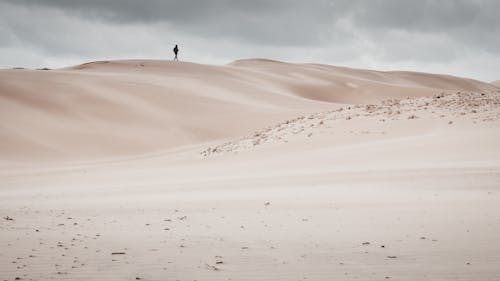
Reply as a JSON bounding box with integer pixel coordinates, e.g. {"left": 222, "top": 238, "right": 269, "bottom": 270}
{"left": 0, "top": 59, "right": 497, "bottom": 161}
{"left": 492, "top": 80, "right": 500, "bottom": 87}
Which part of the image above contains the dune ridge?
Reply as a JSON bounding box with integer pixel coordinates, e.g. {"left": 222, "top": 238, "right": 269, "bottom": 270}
{"left": 201, "top": 91, "right": 500, "bottom": 156}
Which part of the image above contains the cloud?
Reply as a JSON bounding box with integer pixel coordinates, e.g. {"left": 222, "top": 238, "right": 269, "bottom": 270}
{"left": 348, "top": 0, "right": 500, "bottom": 54}
{"left": 3, "top": 0, "right": 339, "bottom": 46}
{"left": 1, "top": 0, "right": 499, "bottom": 81}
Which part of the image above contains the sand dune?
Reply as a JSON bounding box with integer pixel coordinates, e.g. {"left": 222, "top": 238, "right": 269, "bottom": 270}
{"left": 492, "top": 80, "right": 500, "bottom": 87}
{"left": 1, "top": 60, "right": 329, "bottom": 162}
{"left": 231, "top": 59, "right": 497, "bottom": 103}
{"left": 0, "top": 59, "right": 497, "bottom": 162}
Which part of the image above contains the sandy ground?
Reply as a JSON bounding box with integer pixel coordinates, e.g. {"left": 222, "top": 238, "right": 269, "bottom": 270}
{"left": 1, "top": 60, "right": 500, "bottom": 281}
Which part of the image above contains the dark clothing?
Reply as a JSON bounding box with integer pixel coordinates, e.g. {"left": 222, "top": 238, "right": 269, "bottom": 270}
{"left": 173, "top": 45, "right": 179, "bottom": 61}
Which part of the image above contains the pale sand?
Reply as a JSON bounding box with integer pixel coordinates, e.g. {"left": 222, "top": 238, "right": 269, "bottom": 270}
{"left": 1, "top": 60, "right": 500, "bottom": 281}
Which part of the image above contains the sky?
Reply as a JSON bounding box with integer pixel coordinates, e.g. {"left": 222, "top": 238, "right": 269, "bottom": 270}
{"left": 1, "top": 0, "right": 499, "bottom": 82}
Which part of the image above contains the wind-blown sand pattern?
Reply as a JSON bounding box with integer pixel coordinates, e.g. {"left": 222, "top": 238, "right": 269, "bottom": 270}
{"left": 1, "top": 60, "right": 500, "bottom": 281}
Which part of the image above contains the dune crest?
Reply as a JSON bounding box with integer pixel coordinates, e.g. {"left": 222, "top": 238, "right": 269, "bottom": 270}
{"left": 201, "top": 91, "right": 500, "bottom": 156}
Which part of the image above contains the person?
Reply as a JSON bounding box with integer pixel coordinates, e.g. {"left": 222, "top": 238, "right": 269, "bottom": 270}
{"left": 173, "top": 44, "right": 179, "bottom": 61}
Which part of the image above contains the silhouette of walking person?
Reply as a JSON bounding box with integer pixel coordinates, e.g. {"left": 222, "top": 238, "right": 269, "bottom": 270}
{"left": 173, "top": 44, "right": 179, "bottom": 61}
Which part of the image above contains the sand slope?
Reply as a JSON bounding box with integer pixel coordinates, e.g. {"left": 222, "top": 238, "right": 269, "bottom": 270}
{"left": 0, "top": 59, "right": 497, "bottom": 162}
{"left": 202, "top": 91, "right": 500, "bottom": 156}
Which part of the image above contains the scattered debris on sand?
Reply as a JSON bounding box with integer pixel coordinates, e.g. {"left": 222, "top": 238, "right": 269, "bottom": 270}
{"left": 201, "top": 91, "right": 500, "bottom": 156}
{"left": 205, "top": 263, "right": 220, "bottom": 271}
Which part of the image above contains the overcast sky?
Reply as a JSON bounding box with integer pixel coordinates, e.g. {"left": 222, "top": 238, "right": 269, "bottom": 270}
{"left": 1, "top": 0, "right": 499, "bottom": 81}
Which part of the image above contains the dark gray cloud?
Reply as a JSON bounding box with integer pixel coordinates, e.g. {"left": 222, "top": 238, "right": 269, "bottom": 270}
{"left": 1, "top": 0, "right": 499, "bottom": 81}
{"left": 3, "top": 0, "right": 338, "bottom": 46}
{"left": 348, "top": 0, "right": 500, "bottom": 54}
